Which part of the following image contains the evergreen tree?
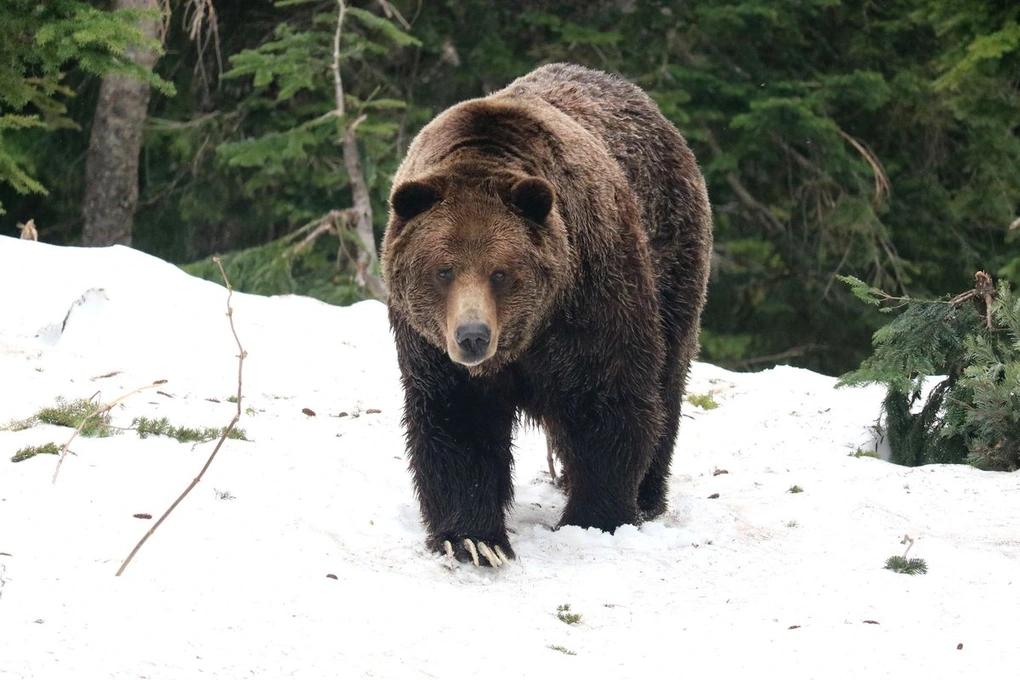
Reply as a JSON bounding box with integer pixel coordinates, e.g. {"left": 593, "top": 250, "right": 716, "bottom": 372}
{"left": 178, "top": 0, "right": 418, "bottom": 298}
{"left": 1, "top": 0, "right": 1016, "bottom": 379}
{"left": 0, "top": 0, "right": 171, "bottom": 216}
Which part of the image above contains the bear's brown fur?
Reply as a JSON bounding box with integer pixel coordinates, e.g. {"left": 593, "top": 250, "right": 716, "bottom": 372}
{"left": 382, "top": 63, "right": 712, "bottom": 565}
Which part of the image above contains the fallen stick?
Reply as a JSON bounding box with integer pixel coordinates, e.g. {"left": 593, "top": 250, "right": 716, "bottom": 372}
{"left": 116, "top": 257, "right": 246, "bottom": 576}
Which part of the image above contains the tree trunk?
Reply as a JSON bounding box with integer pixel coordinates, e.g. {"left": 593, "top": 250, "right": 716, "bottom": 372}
{"left": 81, "top": 0, "right": 162, "bottom": 247}
{"left": 331, "top": 0, "right": 387, "bottom": 299}
{"left": 342, "top": 120, "right": 388, "bottom": 299}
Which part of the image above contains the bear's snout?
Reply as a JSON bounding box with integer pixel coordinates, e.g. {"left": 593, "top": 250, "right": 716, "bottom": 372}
{"left": 455, "top": 321, "right": 491, "bottom": 359}
{"left": 445, "top": 277, "right": 499, "bottom": 367}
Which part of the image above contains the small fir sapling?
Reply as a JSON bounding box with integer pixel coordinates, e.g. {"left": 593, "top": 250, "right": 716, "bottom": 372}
{"left": 838, "top": 272, "right": 1020, "bottom": 471}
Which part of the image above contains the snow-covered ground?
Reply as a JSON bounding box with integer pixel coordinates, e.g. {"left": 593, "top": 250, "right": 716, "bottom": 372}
{"left": 1, "top": 235, "right": 1018, "bottom": 679}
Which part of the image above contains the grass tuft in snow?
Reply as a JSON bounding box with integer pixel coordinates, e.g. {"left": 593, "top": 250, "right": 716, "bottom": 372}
{"left": 687, "top": 392, "right": 719, "bottom": 410}
{"left": 11, "top": 442, "right": 61, "bottom": 463}
{"left": 788, "top": 485, "right": 804, "bottom": 493}
{"left": 130, "top": 416, "right": 248, "bottom": 443}
{"left": 556, "top": 604, "right": 582, "bottom": 625}
{"left": 547, "top": 645, "right": 577, "bottom": 656}
{"left": 850, "top": 448, "right": 881, "bottom": 459}
{"left": 884, "top": 556, "right": 928, "bottom": 575}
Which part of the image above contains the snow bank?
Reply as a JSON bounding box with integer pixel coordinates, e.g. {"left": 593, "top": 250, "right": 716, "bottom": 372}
{"left": 1, "top": 236, "right": 1017, "bottom": 679}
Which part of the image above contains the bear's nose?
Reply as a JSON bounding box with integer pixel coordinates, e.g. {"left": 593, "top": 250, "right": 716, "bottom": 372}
{"left": 455, "top": 322, "right": 491, "bottom": 358}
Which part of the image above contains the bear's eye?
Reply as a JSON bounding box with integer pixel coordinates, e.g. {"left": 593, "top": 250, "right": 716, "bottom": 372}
{"left": 490, "top": 270, "right": 507, "bottom": 285}
{"left": 435, "top": 268, "right": 454, "bottom": 283}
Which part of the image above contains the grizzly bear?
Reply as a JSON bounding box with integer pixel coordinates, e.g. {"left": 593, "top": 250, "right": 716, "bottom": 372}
{"left": 382, "top": 63, "right": 712, "bottom": 567}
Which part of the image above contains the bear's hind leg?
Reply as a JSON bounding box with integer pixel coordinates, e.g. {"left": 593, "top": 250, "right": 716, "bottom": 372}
{"left": 638, "top": 331, "right": 693, "bottom": 519}
{"left": 549, "top": 395, "right": 659, "bottom": 532}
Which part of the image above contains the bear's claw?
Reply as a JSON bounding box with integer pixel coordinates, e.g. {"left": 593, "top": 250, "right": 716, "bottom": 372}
{"left": 442, "top": 538, "right": 509, "bottom": 568}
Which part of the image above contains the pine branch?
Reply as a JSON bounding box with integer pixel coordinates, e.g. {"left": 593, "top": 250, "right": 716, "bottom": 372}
{"left": 51, "top": 380, "right": 167, "bottom": 484}
{"left": 835, "top": 275, "right": 909, "bottom": 310}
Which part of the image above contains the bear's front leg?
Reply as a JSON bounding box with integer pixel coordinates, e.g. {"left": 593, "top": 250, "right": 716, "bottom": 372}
{"left": 395, "top": 331, "right": 517, "bottom": 567}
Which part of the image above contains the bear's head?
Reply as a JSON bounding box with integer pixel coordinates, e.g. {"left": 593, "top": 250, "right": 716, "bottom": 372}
{"left": 383, "top": 170, "right": 571, "bottom": 375}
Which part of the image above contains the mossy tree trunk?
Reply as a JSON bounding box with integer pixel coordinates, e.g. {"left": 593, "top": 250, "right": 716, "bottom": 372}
{"left": 81, "top": 0, "right": 162, "bottom": 247}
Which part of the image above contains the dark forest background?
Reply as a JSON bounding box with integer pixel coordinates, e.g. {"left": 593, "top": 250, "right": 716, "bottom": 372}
{"left": 3, "top": 0, "right": 1018, "bottom": 377}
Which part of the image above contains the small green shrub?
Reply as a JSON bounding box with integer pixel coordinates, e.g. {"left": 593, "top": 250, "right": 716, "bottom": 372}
{"left": 788, "top": 485, "right": 804, "bottom": 494}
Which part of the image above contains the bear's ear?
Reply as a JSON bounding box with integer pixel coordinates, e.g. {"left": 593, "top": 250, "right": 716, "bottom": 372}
{"left": 391, "top": 179, "right": 444, "bottom": 223}
{"left": 509, "top": 177, "right": 554, "bottom": 224}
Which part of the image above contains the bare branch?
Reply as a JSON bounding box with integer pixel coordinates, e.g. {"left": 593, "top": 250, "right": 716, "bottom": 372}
{"left": 115, "top": 257, "right": 245, "bottom": 576}
{"left": 772, "top": 134, "right": 833, "bottom": 179}
{"left": 332, "top": 0, "right": 347, "bottom": 119}
{"left": 725, "top": 172, "right": 785, "bottom": 235}
{"left": 146, "top": 110, "right": 231, "bottom": 131}
{"left": 375, "top": 0, "right": 411, "bottom": 29}
{"left": 286, "top": 209, "right": 350, "bottom": 258}
{"left": 182, "top": 0, "right": 223, "bottom": 92}
{"left": 18, "top": 219, "right": 38, "bottom": 241}
{"left": 822, "top": 244, "right": 854, "bottom": 299}
{"left": 837, "top": 129, "right": 891, "bottom": 208}
{"left": 948, "top": 271, "right": 996, "bottom": 331}
{"left": 704, "top": 129, "right": 785, "bottom": 236}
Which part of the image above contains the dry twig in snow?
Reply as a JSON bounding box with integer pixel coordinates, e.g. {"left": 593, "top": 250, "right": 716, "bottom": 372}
{"left": 115, "top": 257, "right": 246, "bottom": 576}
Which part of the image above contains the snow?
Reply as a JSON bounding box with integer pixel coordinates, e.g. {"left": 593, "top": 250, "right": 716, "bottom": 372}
{"left": 1, "top": 234, "right": 1018, "bottom": 679}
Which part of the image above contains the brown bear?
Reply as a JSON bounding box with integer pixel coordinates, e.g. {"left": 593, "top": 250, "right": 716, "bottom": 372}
{"left": 382, "top": 63, "right": 712, "bottom": 567}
